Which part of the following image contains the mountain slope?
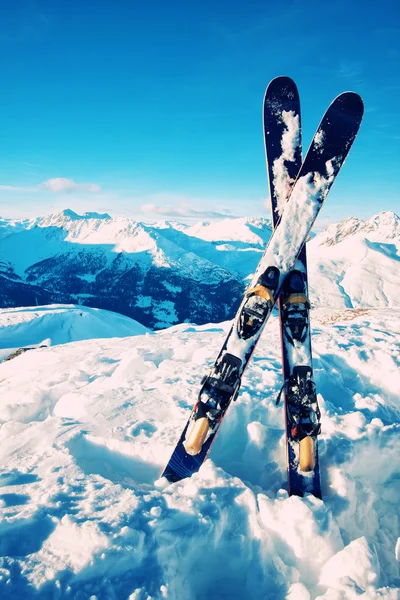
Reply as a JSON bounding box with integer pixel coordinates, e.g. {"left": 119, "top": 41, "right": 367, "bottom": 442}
{"left": 308, "top": 211, "right": 400, "bottom": 308}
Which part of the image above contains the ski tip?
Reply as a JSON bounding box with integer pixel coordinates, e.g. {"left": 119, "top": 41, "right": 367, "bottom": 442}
{"left": 264, "top": 76, "right": 299, "bottom": 103}
{"left": 267, "top": 75, "right": 296, "bottom": 87}
{"left": 332, "top": 91, "right": 364, "bottom": 121}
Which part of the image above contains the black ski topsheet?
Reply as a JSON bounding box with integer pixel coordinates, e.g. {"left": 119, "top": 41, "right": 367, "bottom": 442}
{"left": 161, "top": 89, "right": 363, "bottom": 484}
{"left": 264, "top": 76, "right": 321, "bottom": 498}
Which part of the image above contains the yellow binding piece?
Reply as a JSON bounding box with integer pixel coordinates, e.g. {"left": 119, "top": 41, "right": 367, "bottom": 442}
{"left": 282, "top": 293, "right": 308, "bottom": 306}
{"left": 246, "top": 285, "right": 274, "bottom": 302}
{"left": 299, "top": 436, "right": 315, "bottom": 472}
{"left": 183, "top": 417, "right": 210, "bottom": 456}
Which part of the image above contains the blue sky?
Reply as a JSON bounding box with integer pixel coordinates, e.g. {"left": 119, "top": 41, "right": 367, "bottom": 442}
{"left": 0, "top": 0, "right": 399, "bottom": 225}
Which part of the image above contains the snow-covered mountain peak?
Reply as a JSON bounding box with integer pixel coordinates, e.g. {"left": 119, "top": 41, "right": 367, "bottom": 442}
{"left": 66, "top": 217, "right": 162, "bottom": 254}
{"left": 315, "top": 211, "right": 400, "bottom": 247}
{"left": 186, "top": 216, "right": 272, "bottom": 245}
{"left": 316, "top": 216, "right": 364, "bottom": 247}
{"left": 183, "top": 220, "right": 210, "bottom": 236}
{"left": 365, "top": 210, "right": 400, "bottom": 239}
{"left": 35, "top": 208, "right": 111, "bottom": 230}
{"left": 36, "top": 208, "right": 80, "bottom": 228}
{"left": 31, "top": 211, "right": 151, "bottom": 250}
{"left": 60, "top": 208, "right": 80, "bottom": 220}
{"left": 0, "top": 215, "right": 34, "bottom": 239}
{"left": 152, "top": 220, "right": 189, "bottom": 232}
{"left": 57, "top": 208, "right": 111, "bottom": 221}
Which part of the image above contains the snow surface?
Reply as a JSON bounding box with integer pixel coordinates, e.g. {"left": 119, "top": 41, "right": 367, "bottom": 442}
{"left": 0, "top": 307, "right": 399, "bottom": 598}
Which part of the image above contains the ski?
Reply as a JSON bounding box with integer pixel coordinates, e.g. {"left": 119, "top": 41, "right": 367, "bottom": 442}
{"left": 161, "top": 89, "right": 363, "bottom": 483}
{"left": 263, "top": 76, "right": 321, "bottom": 498}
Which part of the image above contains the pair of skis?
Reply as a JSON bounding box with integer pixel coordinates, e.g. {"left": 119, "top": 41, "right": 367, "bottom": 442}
{"left": 161, "top": 77, "right": 363, "bottom": 497}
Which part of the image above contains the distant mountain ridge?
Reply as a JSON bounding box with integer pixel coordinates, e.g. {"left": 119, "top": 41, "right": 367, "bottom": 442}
{"left": 0, "top": 209, "right": 254, "bottom": 328}
{"left": 0, "top": 209, "right": 399, "bottom": 328}
{"left": 316, "top": 211, "right": 400, "bottom": 247}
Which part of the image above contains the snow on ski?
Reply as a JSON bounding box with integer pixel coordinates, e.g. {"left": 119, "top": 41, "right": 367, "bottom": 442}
{"left": 161, "top": 88, "right": 364, "bottom": 483}
{"left": 264, "top": 76, "right": 322, "bottom": 498}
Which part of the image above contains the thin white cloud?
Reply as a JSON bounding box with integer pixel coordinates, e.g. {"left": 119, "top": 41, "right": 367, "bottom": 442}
{"left": 0, "top": 178, "right": 101, "bottom": 194}
{"left": 39, "top": 178, "right": 101, "bottom": 193}
{"left": 0, "top": 184, "right": 37, "bottom": 192}
{"left": 140, "top": 202, "right": 236, "bottom": 220}
{"left": 338, "top": 60, "right": 364, "bottom": 80}
{"left": 0, "top": 185, "right": 242, "bottom": 222}
{"left": 22, "top": 161, "right": 41, "bottom": 168}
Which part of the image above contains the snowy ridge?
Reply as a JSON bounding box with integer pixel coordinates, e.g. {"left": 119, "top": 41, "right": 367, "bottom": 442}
{"left": 185, "top": 216, "right": 272, "bottom": 245}
{"left": 0, "top": 209, "right": 248, "bottom": 328}
{"left": 316, "top": 211, "right": 400, "bottom": 247}
{"left": 0, "top": 209, "right": 399, "bottom": 328}
{"left": 0, "top": 308, "right": 398, "bottom": 597}
{"left": 35, "top": 209, "right": 111, "bottom": 230}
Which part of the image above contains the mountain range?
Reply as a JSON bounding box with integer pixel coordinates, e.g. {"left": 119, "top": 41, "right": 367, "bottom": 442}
{"left": 0, "top": 209, "right": 399, "bottom": 328}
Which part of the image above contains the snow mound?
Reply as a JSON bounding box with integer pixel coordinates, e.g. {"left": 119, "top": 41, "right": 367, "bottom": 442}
{"left": 0, "top": 309, "right": 398, "bottom": 598}
{"left": 0, "top": 304, "right": 149, "bottom": 358}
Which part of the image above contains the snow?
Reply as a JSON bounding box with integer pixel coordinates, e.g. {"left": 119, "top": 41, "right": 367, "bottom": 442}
{"left": 314, "top": 129, "right": 325, "bottom": 152}
{"left": 0, "top": 307, "right": 399, "bottom": 598}
{"left": 272, "top": 109, "right": 301, "bottom": 217}
{"left": 161, "top": 282, "right": 182, "bottom": 294}
{"left": 319, "top": 537, "right": 380, "bottom": 592}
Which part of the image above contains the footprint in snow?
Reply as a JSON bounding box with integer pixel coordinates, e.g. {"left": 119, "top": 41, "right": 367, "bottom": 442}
{"left": 131, "top": 422, "right": 157, "bottom": 438}
{"left": 66, "top": 434, "right": 160, "bottom": 487}
{"left": 0, "top": 471, "right": 40, "bottom": 488}
{"left": 0, "top": 493, "right": 30, "bottom": 508}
